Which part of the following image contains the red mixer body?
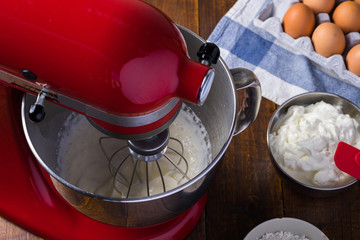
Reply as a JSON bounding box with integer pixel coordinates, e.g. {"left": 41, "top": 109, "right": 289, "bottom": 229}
{"left": 0, "top": 0, "right": 210, "bottom": 136}
{"left": 0, "top": 86, "right": 206, "bottom": 239}
{"left": 0, "top": 0, "right": 211, "bottom": 238}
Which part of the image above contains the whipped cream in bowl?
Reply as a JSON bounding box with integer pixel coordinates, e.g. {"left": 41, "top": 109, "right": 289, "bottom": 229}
{"left": 267, "top": 92, "right": 360, "bottom": 196}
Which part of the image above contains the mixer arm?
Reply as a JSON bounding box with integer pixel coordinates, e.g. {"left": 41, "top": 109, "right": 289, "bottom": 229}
{"left": 231, "top": 68, "right": 262, "bottom": 135}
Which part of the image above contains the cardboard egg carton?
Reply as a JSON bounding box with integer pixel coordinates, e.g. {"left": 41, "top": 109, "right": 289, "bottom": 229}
{"left": 253, "top": 0, "right": 360, "bottom": 88}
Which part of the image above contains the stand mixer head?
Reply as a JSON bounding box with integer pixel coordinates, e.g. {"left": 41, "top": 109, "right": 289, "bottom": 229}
{"left": 0, "top": 0, "right": 218, "bottom": 139}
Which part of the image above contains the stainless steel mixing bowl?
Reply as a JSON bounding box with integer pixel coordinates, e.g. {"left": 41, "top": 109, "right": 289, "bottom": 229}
{"left": 267, "top": 92, "right": 359, "bottom": 197}
{"left": 21, "top": 26, "right": 261, "bottom": 227}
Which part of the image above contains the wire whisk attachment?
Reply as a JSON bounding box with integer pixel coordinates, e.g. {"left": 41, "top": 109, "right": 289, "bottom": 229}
{"left": 99, "top": 129, "right": 190, "bottom": 198}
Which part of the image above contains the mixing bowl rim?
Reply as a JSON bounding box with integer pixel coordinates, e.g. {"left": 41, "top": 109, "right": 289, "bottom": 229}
{"left": 266, "top": 91, "right": 360, "bottom": 191}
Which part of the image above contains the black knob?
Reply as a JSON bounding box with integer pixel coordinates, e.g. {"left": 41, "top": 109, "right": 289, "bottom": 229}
{"left": 22, "top": 69, "right": 37, "bottom": 81}
{"left": 29, "top": 104, "right": 46, "bottom": 122}
{"left": 197, "top": 42, "right": 220, "bottom": 65}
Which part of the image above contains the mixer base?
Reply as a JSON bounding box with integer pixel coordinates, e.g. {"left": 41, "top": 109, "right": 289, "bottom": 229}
{"left": 0, "top": 86, "right": 206, "bottom": 240}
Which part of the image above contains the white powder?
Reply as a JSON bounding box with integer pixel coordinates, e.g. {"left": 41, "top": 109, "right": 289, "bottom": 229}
{"left": 270, "top": 101, "right": 360, "bottom": 187}
{"left": 57, "top": 104, "right": 212, "bottom": 198}
{"left": 258, "top": 231, "right": 310, "bottom": 240}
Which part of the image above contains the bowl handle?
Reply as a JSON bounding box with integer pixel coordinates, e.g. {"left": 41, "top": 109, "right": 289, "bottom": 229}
{"left": 230, "top": 68, "right": 262, "bottom": 135}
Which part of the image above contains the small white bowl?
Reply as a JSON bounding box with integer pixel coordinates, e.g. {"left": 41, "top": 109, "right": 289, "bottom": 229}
{"left": 244, "top": 217, "right": 329, "bottom": 240}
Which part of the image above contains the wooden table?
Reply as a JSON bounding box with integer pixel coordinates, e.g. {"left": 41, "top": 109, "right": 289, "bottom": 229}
{"left": 2, "top": 0, "right": 360, "bottom": 239}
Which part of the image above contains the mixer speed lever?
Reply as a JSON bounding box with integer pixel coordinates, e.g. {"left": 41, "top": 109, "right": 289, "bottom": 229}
{"left": 29, "top": 89, "right": 49, "bottom": 122}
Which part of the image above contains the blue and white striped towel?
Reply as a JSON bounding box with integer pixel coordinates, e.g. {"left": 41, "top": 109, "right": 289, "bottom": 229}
{"left": 208, "top": 0, "right": 360, "bottom": 106}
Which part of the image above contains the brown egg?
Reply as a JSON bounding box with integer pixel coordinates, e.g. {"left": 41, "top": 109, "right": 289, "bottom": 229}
{"left": 303, "top": 0, "right": 335, "bottom": 14}
{"left": 283, "top": 3, "right": 315, "bottom": 39}
{"left": 312, "top": 22, "right": 345, "bottom": 57}
{"left": 346, "top": 44, "right": 360, "bottom": 76}
{"left": 333, "top": 1, "right": 360, "bottom": 34}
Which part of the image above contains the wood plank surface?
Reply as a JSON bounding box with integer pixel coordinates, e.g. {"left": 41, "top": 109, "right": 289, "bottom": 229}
{"left": 144, "top": 0, "right": 199, "bottom": 34}
{"left": 0, "top": 216, "right": 40, "bottom": 240}
{"left": 2, "top": 0, "right": 360, "bottom": 239}
{"left": 202, "top": 99, "right": 282, "bottom": 239}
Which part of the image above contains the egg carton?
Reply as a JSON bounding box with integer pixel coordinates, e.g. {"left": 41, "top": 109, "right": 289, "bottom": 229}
{"left": 253, "top": 0, "right": 360, "bottom": 88}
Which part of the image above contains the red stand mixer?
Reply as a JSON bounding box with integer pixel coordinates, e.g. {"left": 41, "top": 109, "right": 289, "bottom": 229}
{"left": 0, "top": 0, "right": 261, "bottom": 239}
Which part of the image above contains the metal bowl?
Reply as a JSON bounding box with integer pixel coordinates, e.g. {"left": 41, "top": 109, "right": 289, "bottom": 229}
{"left": 21, "top": 26, "right": 261, "bottom": 227}
{"left": 267, "top": 92, "right": 359, "bottom": 197}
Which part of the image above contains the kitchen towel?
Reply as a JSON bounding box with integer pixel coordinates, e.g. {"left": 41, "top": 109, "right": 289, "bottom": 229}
{"left": 208, "top": 0, "right": 360, "bottom": 106}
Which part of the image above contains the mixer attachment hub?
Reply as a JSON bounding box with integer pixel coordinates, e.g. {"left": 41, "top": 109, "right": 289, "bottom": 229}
{"left": 127, "top": 129, "right": 169, "bottom": 162}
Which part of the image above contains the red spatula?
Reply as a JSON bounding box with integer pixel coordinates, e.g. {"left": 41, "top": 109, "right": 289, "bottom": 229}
{"left": 334, "top": 141, "right": 360, "bottom": 179}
